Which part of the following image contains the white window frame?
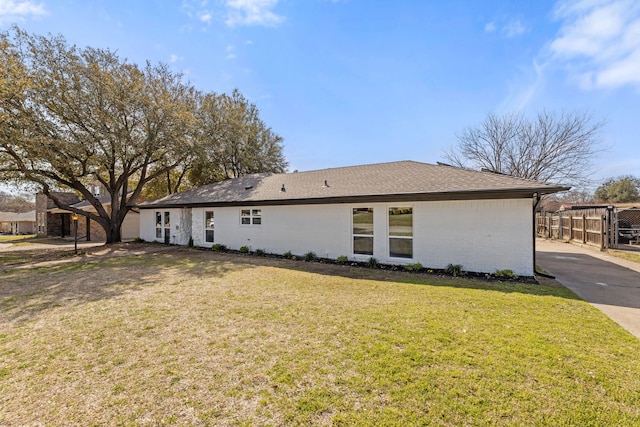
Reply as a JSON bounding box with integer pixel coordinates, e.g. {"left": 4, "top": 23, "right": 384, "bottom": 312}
{"left": 240, "top": 208, "right": 262, "bottom": 226}
{"left": 352, "top": 207, "right": 374, "bottom": 256}
{"left": 155, "top": 211, "right": 170, "bottom": 241}
{"left": 388, "top": 206, "right": 413, "bottom": 259}
{"left": 205, "top": 210, "right": 215, "bottom": 243}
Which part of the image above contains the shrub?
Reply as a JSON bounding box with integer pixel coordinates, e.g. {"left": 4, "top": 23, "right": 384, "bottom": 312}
{"left": 134, "top": 237, "right": 145, "bottom": 243}
{"left": 255, "top": 249, "right": 266, "bottom": 256}
{"left": 283, "top": 250, "right": 293, "bottom": 259}
{"left": 336, "top": 255, "right": 349, "bottom": 264}
{"left": 367, "top": 257, "right": 379, "bottom": 269}
{"left": 404, "top": 263, "right": 423, "bottom": 272}
{"left": 239, "top": 245, "right": 250, "bottom": 254}
{"left": 495, "top": 269, "right": 518, "bottom": 279}
{"left": 211, "top": 243, "right": 227, "bottom": 252}
{"left": 445, "top": 263, "right": 464, "bottom": 277}
{"left": 187, "top": 236, "right": 194, "bottom": 247}
{"left": 304, "top": 251, "right": 317, "bottom": 262}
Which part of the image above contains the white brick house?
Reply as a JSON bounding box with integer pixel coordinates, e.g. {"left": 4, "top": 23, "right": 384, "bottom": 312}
{"left": 137, "top": 161, "right": 568, "bottom": 276}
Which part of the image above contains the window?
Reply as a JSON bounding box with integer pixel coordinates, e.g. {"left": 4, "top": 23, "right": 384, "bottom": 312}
{"left": 155, "top": 212, "right": 162, "bottom": 239}
{"left": 155, "top": 211, "right": 170, "bottom": 241}
{"left": 241, "top": 208, "right": 262, "bottom": 225}
{"left": 389, "top": 207, "right": 413, "bottom": 258}
{"left": 164, "top": 212, "right": 170, "bottom": 241}
{"left": 353, "top": 207, "right": 373, "bottom": 255}
{"left": 205, "top": 211, "right": 214, "bottom": 243}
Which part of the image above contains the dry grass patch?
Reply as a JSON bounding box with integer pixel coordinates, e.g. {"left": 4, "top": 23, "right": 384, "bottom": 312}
{"left": 608, "top": 249, "right": 640, "bottom": 264}
{"left": 1, "top": 250, "right": 639, "bottom": 426}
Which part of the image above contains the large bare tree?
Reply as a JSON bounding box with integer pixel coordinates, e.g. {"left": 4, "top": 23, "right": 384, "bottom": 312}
{"left": 0, "top": 27, "right": 196, "bottom": 243}
{"left": 444, "top": 110, "right": 604, "bottom": 187}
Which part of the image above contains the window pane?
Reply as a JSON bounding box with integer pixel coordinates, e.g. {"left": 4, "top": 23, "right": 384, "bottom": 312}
{"left": 390, "top": 238, "right": 413, "bottom": 258}
{"left": 354, "top": 236, "right": 373, "bottom": 255}
{"left": 164, "top": 212, "right": 170, "bottom": 227}
{"left": 353, "top": 208, "right": 373, "bottom": 235}
{"left": 156, "top": 212, "right": 162, "bottom": 228}
{"left": 389, "top": 207, "right": 412, "bottom": 236}
{"left": 252, "top": 217, "right": 262, "bottom": 225}
{"left": 241, "top": 209, "right": 250, "bottom": 217}
{"left": 252, "top": 209, "right": 261, "bottom": 217}
{"left": 205, "top": 211, "right": 214, "bottom": 229}
{"left": 241, "top": 218, "right": 251, "bottom": 225}
{"left": 205, "top": 230, "right": 214, "bottom": 243}
{"left": 156, "top": 228, "right": 162, "bottom": 238}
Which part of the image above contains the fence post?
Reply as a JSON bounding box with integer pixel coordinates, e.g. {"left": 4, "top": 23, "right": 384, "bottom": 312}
{"left": 582, "top": 214, "right": 587, "bottom": 244}
{"left": 558, "top": 212, "right": 563, "bottom": 240}
{"left": 569, "top": 216, "right": 573, "bottom": 242}
{"left": 600, "top": 215, "right": 605, "bottom": 251}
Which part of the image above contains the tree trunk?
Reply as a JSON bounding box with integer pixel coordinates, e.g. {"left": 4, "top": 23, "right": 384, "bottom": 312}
{"left": 104, "top": 220, "right": 122, "bottom": 244}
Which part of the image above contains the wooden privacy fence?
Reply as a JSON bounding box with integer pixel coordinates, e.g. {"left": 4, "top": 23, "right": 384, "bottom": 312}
{"left": 537, "top": 212, "right": 607, "bottom": 250}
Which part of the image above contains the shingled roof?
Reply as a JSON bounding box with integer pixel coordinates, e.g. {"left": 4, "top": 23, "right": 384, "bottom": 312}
{"left": 137, "top": 161, "right": 570, "bottom": 208}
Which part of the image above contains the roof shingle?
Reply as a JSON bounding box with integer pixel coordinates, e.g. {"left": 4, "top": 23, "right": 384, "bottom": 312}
{"left": 137, "top": 161, "right": 569, "bottom": 208}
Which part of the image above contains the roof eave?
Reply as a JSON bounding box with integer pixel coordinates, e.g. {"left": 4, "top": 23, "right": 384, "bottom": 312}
{"left": 137, "top": 186, "right": 570, "bottom": 209}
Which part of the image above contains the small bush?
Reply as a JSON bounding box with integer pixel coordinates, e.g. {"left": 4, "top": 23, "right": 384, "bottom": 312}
{"left": 495, "top": 269, "right": 518, "bottom": 279}
{"left": 336, "top": 255, "right": 349, "bottom": 264}
{"left": 134, "top": 237, "right": 145, "bottom": 243}
{"left": 445, "top": 263, "right": 464, "bottom": 277}
{"left": 283, "top": 250, "right": 293, "bottom": 259}
{"left": 255, "top": 249, "right": 266, "bottom": 256}
{"left": 239, "top": 245, "right": 250, "bottom": 254}
{"left": 404, "top": 263, "right": 423, "bottom": 272}
{"left": 304, "top": 251, "right": 317, "bottom": 262}
{"left": 211, "top": 243, "right": 227, "bottom": 252}
{"left": 188, "top": 236, "right": 194, "bottom": 247}
{"left": 367, "top": 257, "right": 379, "bottom": 269}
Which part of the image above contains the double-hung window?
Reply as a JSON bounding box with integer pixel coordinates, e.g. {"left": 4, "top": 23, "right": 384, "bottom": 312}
{"left": 155, "top": 211, "right": 170, "bottom": 241}
{"left": 353, "top": 207, "right": 373, "bottom": 255}
{"left": 388, "top": 207, "right": 413, "bottom": 258}
{"left": 205, "top": 211, "right": 215, "bottom": 243}
{"left": 241, "top": 209, "right": 262, "bottom": 225}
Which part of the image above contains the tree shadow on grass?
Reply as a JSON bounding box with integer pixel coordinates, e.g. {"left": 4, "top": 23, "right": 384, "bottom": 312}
{"left": 0, "top": 247, "right": 583, "bottom": 327}
{"left": 0, "top": 250, "right": 247, "bottom": 325}
{"left": 186, "top": 249, "right": 583, "bottom": 301}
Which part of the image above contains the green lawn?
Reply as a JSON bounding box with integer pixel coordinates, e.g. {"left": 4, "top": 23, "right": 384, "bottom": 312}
{"left": 1, "top": 249, "right": 639, "bottom": 426}
{"left": 0, "top": 234, "right": 36, "bottom": 243}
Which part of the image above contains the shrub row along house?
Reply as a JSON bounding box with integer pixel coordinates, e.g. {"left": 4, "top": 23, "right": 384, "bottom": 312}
{"left": 137, "top": 161, "right": 568, "bottom": 276}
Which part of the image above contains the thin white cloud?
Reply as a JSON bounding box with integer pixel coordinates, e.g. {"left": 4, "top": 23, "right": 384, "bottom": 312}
{"left": 499, "top": 59, "right": 547, "bottom": 112}
{"left": 226, "top": 44, "right": 236, "bottom": 59}
{"left": 198, "top": 10, "right": 212, "bottom": 23}
{"left": 550, "top": 0, "right": 640, "bottom": 89}
{"left": 225, "top": 0, "right": 284, "bottom": 27}
{"left": 169, "top": 54, "right": 182, "bottom": 63}
{"left": 503, "top": 19, "right": 526, "bottom": 37}
{"left": 485, "top": 22, "right": 496, "bottom": 32}
{"left": 0, "top": 0, "right": 47, "bottom": 21}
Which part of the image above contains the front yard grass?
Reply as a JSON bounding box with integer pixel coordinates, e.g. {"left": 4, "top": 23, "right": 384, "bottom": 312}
{"left": 1, "top": 249, "right": 639, "bottom": 426}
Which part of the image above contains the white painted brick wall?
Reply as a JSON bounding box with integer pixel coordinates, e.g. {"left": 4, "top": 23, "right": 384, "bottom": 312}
{"left": 141, "top": 198, "right": 534, "bottom": 276}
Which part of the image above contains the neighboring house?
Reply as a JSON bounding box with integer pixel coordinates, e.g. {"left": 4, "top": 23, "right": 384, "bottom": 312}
{"left": 0, "top": 210, "right": 36, "bottom": 235}
{"left": 137, "top": 161, "right": 568, "bottom": 276}
{"left": 36, "top": 192, "right": 139, "bottom": 241}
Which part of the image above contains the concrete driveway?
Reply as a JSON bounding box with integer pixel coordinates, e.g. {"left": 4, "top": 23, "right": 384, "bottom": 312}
{"left": 536, "top": 238, "right": 640, "bottom": 339}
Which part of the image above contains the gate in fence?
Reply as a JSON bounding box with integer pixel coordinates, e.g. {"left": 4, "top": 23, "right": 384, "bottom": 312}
{"left": 536, "top": 206, "right": 640, "bottom": 250}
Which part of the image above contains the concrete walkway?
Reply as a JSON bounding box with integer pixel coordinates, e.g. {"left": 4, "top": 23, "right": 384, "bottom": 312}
{"left": 536, "top": 238, "right": 640, "bottom": 339}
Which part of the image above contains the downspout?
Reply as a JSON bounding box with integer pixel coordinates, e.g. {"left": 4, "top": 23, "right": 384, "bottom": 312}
{"left": 533, "top": 192, "right": 555, "bottom": 279}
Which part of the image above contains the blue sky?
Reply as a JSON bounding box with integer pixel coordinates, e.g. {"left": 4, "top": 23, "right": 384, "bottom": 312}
{"left": 1, "top": 0, "right": 639, "bottom": 188}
